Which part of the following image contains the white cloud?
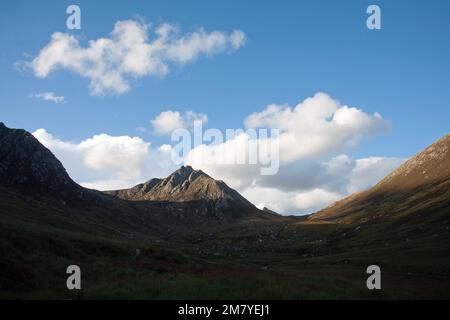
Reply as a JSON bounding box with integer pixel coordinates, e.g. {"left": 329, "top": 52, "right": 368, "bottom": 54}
{"left": 34, "top": 91, "right": 65, "bottom": 104}
{"left": 26, "top": 20, "right": 245, "bottom": 95}
{"left": 244, "top": 92, "right": 389, "bottom": 163}
{"left": 151, "top": 110, "right": 208, "bottom": 135}
{"left": 159, "top": 144, "right": 173, "bottom": 153}
{"left": 81, "top": 179, "right": 138, "bottom": 191}
{"left": 78, "top": 134, "right": 150, "bottom": 178}
{"left": 33, "top": 129, "right": 177, "bottom": 190}
{"left": 151, "top": 111, "right": 184, "bottom": 135}
{"left": 347, "top": 156, "right": 406, "bottom": 193}
{"left": 293, "top": 188, "right": 343, "bottom": 211}
{"left": 242, "top": 186, "right": 295, "bottom": 212}
{"left": 230, "top": 30, "right": 246, "bottom": 49}
{"left": 242, "top": 186, "right": 342, "bottom": 214}
{"left": 185, "top": 133, "right": 267, "bottom": 189}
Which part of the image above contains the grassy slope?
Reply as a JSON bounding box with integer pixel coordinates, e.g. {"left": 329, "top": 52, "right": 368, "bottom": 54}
{"left": 1, "top": 187, "right": 449, "bottom": 299}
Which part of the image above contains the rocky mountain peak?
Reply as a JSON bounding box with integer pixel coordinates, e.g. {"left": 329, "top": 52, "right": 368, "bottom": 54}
{"left": 164, "top": 165, "right": 207, "bottom": 188}
{"left": 106, "top": 166, "right": 257, "bottom": 216}
{"left": 0, "top": 122, "right": 84, "bottom": 200}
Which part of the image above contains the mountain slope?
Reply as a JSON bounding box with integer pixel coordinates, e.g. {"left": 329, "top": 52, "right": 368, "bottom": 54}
{"left": 106, "top": 165, "right": 258, "bottom": 216}
{"left": 0, "top": 122, "right": 85, "bottom": 201}
{"left": 309, "top": 134, "right": 450, "bottom": 223}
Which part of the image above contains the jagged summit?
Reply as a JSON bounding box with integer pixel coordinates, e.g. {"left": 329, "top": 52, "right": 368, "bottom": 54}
{"left": 106, "top": 165, "right": 257, "bottom": 215}
{"left": 160, "top": 165, "right": 211, "bottom": 190}
{"left": 0, "top": 122, "right": 84, "bottom": 200}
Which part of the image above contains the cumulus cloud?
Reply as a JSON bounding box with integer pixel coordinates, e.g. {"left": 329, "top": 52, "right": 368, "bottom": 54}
{"left": 33, "top": 129, "right": 177, "bottom": 190}
{"left": 184, "top": 132, "right": 276, "bottom": 189}
{"left": 25, "top": 20, "right": 245, "bottom": 95}
{"left": 34, "top": 92, "right": 65, "bottom": 104}
{"left": 347, "top": 156, "right": 406, "bottom": 193}
{"left": 244, "top": 92, "right": 389, "bottom": 163}
{"left": 242, "top": 186, "right": 342, "bottom": 214}
{"left": 151, "top": 110, "right": 208, "bottom": 135}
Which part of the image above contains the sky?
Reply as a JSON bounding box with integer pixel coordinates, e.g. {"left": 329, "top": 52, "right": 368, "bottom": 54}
{"left": 0, "top": 0, "right": 449, "bottom": 214}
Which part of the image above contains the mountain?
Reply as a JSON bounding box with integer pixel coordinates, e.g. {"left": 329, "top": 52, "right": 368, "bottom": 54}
{"left": 106, "top": 165, "right": 258, "bottom": 217}
{"left": 0, "top": 122, "right": 85, "bottom": 201}
{"left": 309, "top": 134, "right": 450, "bottom": 223}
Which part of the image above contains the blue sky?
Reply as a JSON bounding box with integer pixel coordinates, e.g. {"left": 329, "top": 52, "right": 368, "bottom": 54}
{"left": 0, "top": 0, "right": 449, "bottom": 214}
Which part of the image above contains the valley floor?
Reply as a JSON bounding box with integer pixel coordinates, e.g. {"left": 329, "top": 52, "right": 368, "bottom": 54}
{"left": 1, "top": 189, "right": 449, "bottom": 299}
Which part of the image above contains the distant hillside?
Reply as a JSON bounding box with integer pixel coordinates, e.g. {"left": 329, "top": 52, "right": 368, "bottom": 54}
{"left": 309, "top": 134, "right": 450, "bottom": 223}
